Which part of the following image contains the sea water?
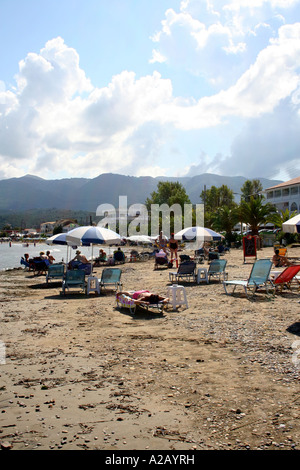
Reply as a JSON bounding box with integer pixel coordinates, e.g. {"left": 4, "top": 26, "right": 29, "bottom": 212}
{"left": 0, "top": 242, "right": 96, "bottom": 271}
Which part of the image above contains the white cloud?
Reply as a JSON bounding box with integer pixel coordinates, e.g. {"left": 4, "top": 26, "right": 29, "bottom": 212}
{"left": 149, "top": 49, "right": 167, "bottom": 64}
{"left": 17, "top": 37, "right": 92, "bottom": 106}
{"left": 224, "top": 0, "right": 300, "bottom": 11}
{"left": 160, "top": 22, "right": 300, "bottom": 130}
{"left": 0, "top": 39, "right": 176, "bottom": 179}
{"left": 1, "top": 15, "right": 300, "bottom": 181}
{"left": 135, "top": 165, "right": 168, "bottom": 177}
{"left": 151, "top": 0, "right": 300, "bottom": 88}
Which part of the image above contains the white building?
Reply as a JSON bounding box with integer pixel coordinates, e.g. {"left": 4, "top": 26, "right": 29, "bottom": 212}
{"left": 40, "top": 222, "right": 56, "bottom": 234}
{"left": 264, "top": 176, "right": 300, "bottom": 214}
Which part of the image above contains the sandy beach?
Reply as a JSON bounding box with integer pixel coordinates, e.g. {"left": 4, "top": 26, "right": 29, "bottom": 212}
{"left": 0, "top": 245, "right": 299, "bottom": 451}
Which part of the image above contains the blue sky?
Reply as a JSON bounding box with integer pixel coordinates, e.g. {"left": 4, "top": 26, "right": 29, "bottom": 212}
{"left": 1, "top": 0, "right": 300, "bottom": 182}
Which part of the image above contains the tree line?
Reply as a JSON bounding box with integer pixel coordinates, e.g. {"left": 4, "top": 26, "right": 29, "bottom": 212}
{"left": 146, "top": 179, "right": 296, "bottom": 243}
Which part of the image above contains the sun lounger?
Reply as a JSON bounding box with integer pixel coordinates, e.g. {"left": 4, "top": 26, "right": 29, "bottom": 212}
{"left": 116, "top": 291, "right": 169, "bottom": 314}
{"left": 207, "top": 259, "right": 227, "bottom": 283}
{"left": 62, "top": 269, "right": 86, "bottom": 295}
{"left": 46, "top": 264, "right": 65, "bottom": 283}
{"left": 68, "top": 260, "right": 92, "bottom": 275}
{"left": 271, "top": 265, "right": 300, "bottom": 292}
{"left": 99, "top": 268, "right": 122, "bottom": 291}
{"left": 223, "top": 259, "right": 273, "bottom": 297}
{"left": 154, "top": 251, "right": 170, "bottom": 269}
{"left": 113, "top": 251, "right": 126, "bottom": 264}
{"left": 169, "top": 261, "right": 196, "bottom": 283}
{"left": 29, "top": 257, "right": 50, "bottom": 276}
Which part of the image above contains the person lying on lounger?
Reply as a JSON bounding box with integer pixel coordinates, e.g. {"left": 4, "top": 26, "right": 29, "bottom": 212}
{"left": 118, "top": 290, "right": 168, "bottom": 304}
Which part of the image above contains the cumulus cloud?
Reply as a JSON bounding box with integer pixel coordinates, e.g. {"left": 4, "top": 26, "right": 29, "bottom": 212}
{"left": 1, "top": 5, "right": 300, "bottom": 182}
{"left": 0, "top": 39, "right": 175, "bottom": 178}
{"left": 159, "top": 22, "right": 300, "bottom": 133}
{"left": 150, "top": 0, "right": 300, "bottom": 88}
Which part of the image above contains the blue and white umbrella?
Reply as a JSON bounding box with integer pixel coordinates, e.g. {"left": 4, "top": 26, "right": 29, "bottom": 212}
{"left": 282, "top": 214, "right": 300, "bottom": 234}
{"left": 46, "top": 233, "right": 78, "bottom": 263}
{"left": 66, "top": 226, "right": 121, "bottom": 246}
{"left": 65, "top": 225, "right": 122, "bottom": 269}
{"left": 174, "top": 226, "right": 224, "bottom": 242}
{"left": 46, "top": 233, "right": 69, "bottom": 246}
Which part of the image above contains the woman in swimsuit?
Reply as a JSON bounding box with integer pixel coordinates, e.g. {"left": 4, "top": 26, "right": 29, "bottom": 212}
{"left": 169, "top": 233, "right": 178, "bottom": 266}
{"left": 156, "top": 231, "right": 167, "bottom": 253}
{"left": 272, "top": 249, "right": 292, "bottom": 267}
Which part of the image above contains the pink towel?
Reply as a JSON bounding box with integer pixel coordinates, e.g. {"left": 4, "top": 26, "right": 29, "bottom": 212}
{"left": 132, "top": 290, "right": 150, "bottom": 299}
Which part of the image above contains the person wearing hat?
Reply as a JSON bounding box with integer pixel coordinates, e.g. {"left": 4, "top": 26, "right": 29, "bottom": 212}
{"left": 73, "top": 250, "right": 89, "bottom": 264}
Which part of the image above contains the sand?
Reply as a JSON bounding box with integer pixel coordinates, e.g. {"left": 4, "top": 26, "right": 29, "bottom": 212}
{"left": 0, "top": 245, "right": 299, "bottom": 451}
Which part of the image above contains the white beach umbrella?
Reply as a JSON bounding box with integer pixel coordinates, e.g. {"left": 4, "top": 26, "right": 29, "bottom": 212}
{"left": 126, "top": 235, "right": 152, "bottom": 244}
{"left": 174, "top": 226, "right": 224, "bottom": 241}
{"left": 282, "top": 214, "right": 300, "bottom": 234}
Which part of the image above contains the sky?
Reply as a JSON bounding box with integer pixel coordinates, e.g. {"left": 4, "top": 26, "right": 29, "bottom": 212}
{"left": 1, "top": 0, "right": 300, "bottom": 182}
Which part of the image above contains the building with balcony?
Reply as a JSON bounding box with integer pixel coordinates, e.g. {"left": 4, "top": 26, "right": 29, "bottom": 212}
{"left": 264, "top": 176, "right": 300, "bottom": 214}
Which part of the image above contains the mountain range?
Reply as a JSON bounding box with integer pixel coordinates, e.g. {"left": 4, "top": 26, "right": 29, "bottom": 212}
{"left": 0, "top": 172, "right": 282, "bottom": 213}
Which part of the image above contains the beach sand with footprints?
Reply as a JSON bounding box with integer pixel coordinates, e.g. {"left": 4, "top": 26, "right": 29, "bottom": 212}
{"left": 0, "top": 246, "right": 300, "bottom": 450}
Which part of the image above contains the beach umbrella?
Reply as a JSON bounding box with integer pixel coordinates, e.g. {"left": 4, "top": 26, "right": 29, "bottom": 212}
{"left": 282, "top": 214, "right": 300, "bottom": 234}
{"left": 174, "top": 226, "right": 224, "bottom": 242}
{"left": 46, "top": 233, "right": 69, "bottom": 245}
{"left": 66, "top": 226, "right": 121, "bottom": 246}
{"left": 46, "top": 233, "right": 78, "bottom": 263}
{"left": 126, "top": 235, "right": 152, "bottom": 244}
{"left": 66, "top": 226, "right": 122, "bottom": 268}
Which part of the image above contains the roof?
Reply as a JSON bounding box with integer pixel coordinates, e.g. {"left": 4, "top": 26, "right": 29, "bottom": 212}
{"left": 265, "top": 176, "right": 300, "bottom": 191}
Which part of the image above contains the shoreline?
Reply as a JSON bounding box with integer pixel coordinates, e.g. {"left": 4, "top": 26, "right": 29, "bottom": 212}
{"left": 0, "top": 246, "right": 300, "bottom": 450}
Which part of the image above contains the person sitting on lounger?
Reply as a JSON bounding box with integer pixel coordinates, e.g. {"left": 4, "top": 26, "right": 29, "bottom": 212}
{"left": 46, "top": 250, "right": 55, "bottom": 264}
{"left": 156, "top": 231, "right": 167, "bottom": 253}
{"left": 94, "top": 249, "right": 107, "bottom": 266}
{"left": 114, "top": 247, "right": 125, "bottom": 263}
{"left": 73, "top": 250, "right": 89, "bottom": 264}
{"left": 272, "top": 249, "right": 292, "bottom": 267}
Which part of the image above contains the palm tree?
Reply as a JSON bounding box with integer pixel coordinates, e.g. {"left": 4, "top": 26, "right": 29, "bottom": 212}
{"left": 268, "top": 208, "right": 297, "bottom": 230}
{"left": 211, "top": 205, "right": 240, "bottom": 242}
{"left": 240, "top": 197, "right": 276, "bottom": 235}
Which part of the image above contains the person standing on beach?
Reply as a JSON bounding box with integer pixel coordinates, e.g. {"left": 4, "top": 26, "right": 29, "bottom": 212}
{"left": 169, "top": 233, "right": 178, "bottom": 267}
